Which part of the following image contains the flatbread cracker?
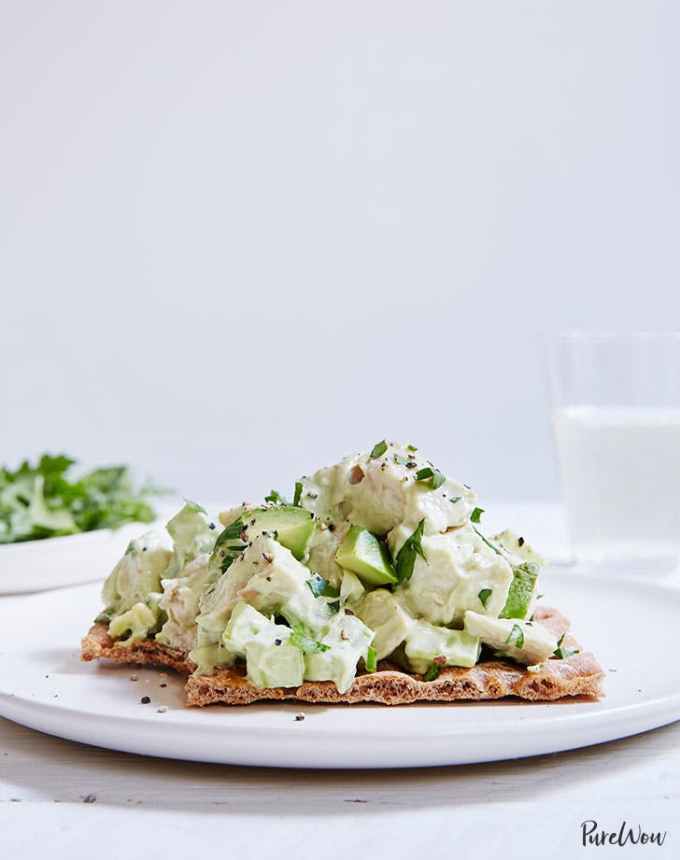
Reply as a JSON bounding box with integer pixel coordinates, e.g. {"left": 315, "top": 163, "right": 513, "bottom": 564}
{"left": 81, "top": 606, "right": 604, "bottom": 706}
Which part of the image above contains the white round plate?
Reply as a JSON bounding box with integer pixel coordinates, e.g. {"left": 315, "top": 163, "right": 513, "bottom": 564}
{"left": 0, "top": 573, "right": 678, "bottom": 769}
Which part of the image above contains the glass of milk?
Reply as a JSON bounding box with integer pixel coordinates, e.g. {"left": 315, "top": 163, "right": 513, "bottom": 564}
{"left": 550, "top": 332, "right": 680, "bottom": 573}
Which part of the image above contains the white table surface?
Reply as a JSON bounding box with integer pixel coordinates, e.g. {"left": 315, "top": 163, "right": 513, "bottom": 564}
{"left": 1, "top": 503, "right": 678, "bottom": 859}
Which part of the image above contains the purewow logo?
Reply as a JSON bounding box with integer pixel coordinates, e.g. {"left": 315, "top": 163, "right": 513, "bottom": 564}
{"left": 581, "top": 820, "right": 668, "bottom": 848}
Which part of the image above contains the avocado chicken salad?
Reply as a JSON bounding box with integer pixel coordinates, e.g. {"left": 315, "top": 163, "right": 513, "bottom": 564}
{"left": 83, "top": 440, "right": 603, "bottom": 705}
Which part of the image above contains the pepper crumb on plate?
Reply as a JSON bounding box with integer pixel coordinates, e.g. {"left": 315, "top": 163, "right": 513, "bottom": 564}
{"left": 295, "top": 712, "right": 305, "bottom": 722}
{"left": 140, "top": 696, "right": 151, "bottom": 704}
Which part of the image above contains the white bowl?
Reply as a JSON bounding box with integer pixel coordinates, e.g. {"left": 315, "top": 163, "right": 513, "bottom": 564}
{"left": 0, "top": 521, "right": 160, "bottom": 595}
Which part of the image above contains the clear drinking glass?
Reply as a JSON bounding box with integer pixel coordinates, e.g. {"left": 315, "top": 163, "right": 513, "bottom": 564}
{"left": 549, "top": 332, "right": 680, "bottom": 573}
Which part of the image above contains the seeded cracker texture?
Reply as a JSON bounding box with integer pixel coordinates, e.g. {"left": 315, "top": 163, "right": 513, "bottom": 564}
{"left": 81, "top": 606, "right": 604, "bottom": 706}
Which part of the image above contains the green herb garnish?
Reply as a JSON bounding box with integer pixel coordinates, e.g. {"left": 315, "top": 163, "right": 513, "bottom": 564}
{"left": 406, "top": 444, "right": 418, "bottom": 452}
{"left": 293, "top": 481, "right": 303, "bottom": 507}
{"left": 470, "top": 507, "right": 484, "bottom": 523}
{"left": 394, "top": 519, "right": 427, "bottom": 582}
{"left": 0, "top": 454, "right": 166, "bottom": 544}
{"left": 423, "top": 664, "right": 441, "bottom": 682}
{"left": 505, "top": 624, "right": 525, "bottom": 650}
{"left": 264, "top": 489, "right": 288, "bottom": 505}
{"left": 365, "top": 646, "right": 377, "bottom": 673}
{"left": 553, "top": 633, "right": 580, "bottom": 660}
{"left": 415, "top": 467, "right": 446, "bottom": 490}
{"left": 211, "top": 518, "right": 246, "bottom": 572}
{"left": 472, "top": 525, "right": 502, "bottom": 555}
{"left": 370, "top": 440, "right": 388, "bottom": 459}
{"left": 289, "top": 623, "right": 330, "bottom": 654}
{"left": 306, "top": 574, "right": 340, "bottom": 599}
{"left": 478, "top": 588, "right": 493, "bottom": 609}
{"left": 449, "top": 496, "right": 462, "bottom": 504}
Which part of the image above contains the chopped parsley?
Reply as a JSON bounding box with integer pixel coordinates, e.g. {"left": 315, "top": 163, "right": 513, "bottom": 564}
{"left": 406, "top": 444, "right": 418, "bottom": 452}
{"left": 423, "top": 664, "right": 441, "bottom": 682}
{"left": 449, "top": 496, "right": 462, "bottom": 504}
{"left": 306, "top": 574, "right": 340, "bottom": 599}
{"left": 470, "top": 507, "right": 485, "bottom": 524}
{"left": 264, "top": 489, "right": 288, "bottom": 505}
{"left": 365, "top": 646, "right": 377, "bottom": 673}
{"left": 415, "top": 467, "right": 446, "bottom": 490}
{"left": 472, "top": 525, "right": 502, "bottom": 555}
{"left": 293, "top": 481, "right": 303, "bottom": 507}
{"left": 505, "top": 624, "right": 525, "bottom": 650}
{"left": 370, "top": 440, "right": 388, "bottom": 459}
{"left": 553, "top": 633, "right": 580, "bottom": 660}
{"left": 394, "top": 518, "right": 427, "bottom": 582}
{"left": 478, "top": 588, "right": 493, "bottom": 609}
{"left": 289, "top": 623, "right": 330, "bottom": 654}
{"left": 211, "top": 518, "right": 246, "bottom": 572}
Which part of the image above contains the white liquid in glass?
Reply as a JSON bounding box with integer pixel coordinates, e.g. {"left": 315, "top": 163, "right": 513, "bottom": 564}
{"left": 554, "top": 406, "right": 680, "bottom": 570}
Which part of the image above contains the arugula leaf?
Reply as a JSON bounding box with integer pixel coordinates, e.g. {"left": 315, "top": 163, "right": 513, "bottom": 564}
{"left": 289, "top": 622, "right": 330, "bottom": 654}
{"left": 370, "top": 440, "right": 388, "bottom": 459}
{"left": 395, "top": 519, "right": 427, "bottom": 582}
{"left": 423, "top": 664, "right": 441, "bottom": 682}
{"left": 505, "top": 624, "right": 525, "bottom": 650}
{"left": 470, "top": 507, "right": 484, "bottom": 524}
{"left": 264, "top": 489, "right": 288, "bottom": 505}
{"left": 0, "top": 454, "right": 163, "bottom": 544}
{"left": 365, "top": 646, "right": 377, "bottom": 673}
{"left": 293, "top": 481, "right": 303, "bottom": 507}
{"left": 478, "top": 588, "right": 493, "bottom": 609}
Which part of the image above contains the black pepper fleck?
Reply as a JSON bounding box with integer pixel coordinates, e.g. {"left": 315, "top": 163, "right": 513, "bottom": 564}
{"left": 141, "top": 696, "right": 151, "bottom": 704}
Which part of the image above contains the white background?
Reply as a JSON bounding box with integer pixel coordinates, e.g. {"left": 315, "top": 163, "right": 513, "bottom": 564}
{"left": 2, "top": 1, "right": 679, "bottom": 505}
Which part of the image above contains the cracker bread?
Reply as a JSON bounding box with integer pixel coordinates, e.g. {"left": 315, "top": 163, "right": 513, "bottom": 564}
{"left": 81, "top": 622, "right": 194, "bottom": 675}
{"left": 81, "top": 605, "right": 604, "bottom": 706}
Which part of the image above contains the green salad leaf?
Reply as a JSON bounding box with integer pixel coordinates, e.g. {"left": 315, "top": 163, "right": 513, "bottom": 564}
{"left": 0, "top": 454, "right": 166, "bottom": 544}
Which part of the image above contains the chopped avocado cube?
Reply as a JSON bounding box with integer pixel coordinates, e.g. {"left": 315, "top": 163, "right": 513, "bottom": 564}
{"left": 246, "top": 641, "right": 304, "bottom": 688}
{"left": 464, "top": 610, "right": 558, "bottom": 664}
{"left": 245, "top": 506, "right": 315, "bottom": 561}
{"left": 108, "top": 602, "right": 159, "bottom": 643}
{"left": 355, "top": 588, "right": 411, "bottom": 660}
{"left": 222, "top": 601, "right": 292, "bottom": 655}
{"left": 404, "top": 621, "right": 481, "bottom": 674}
{"left": 304, "top": 612, "right": 374, "bottom": 693}
{"left": 335, "top": 526, "right": 398, "bottom": 586}
{"left": 500, "top": 562, "right": 539, "bottom": 620}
